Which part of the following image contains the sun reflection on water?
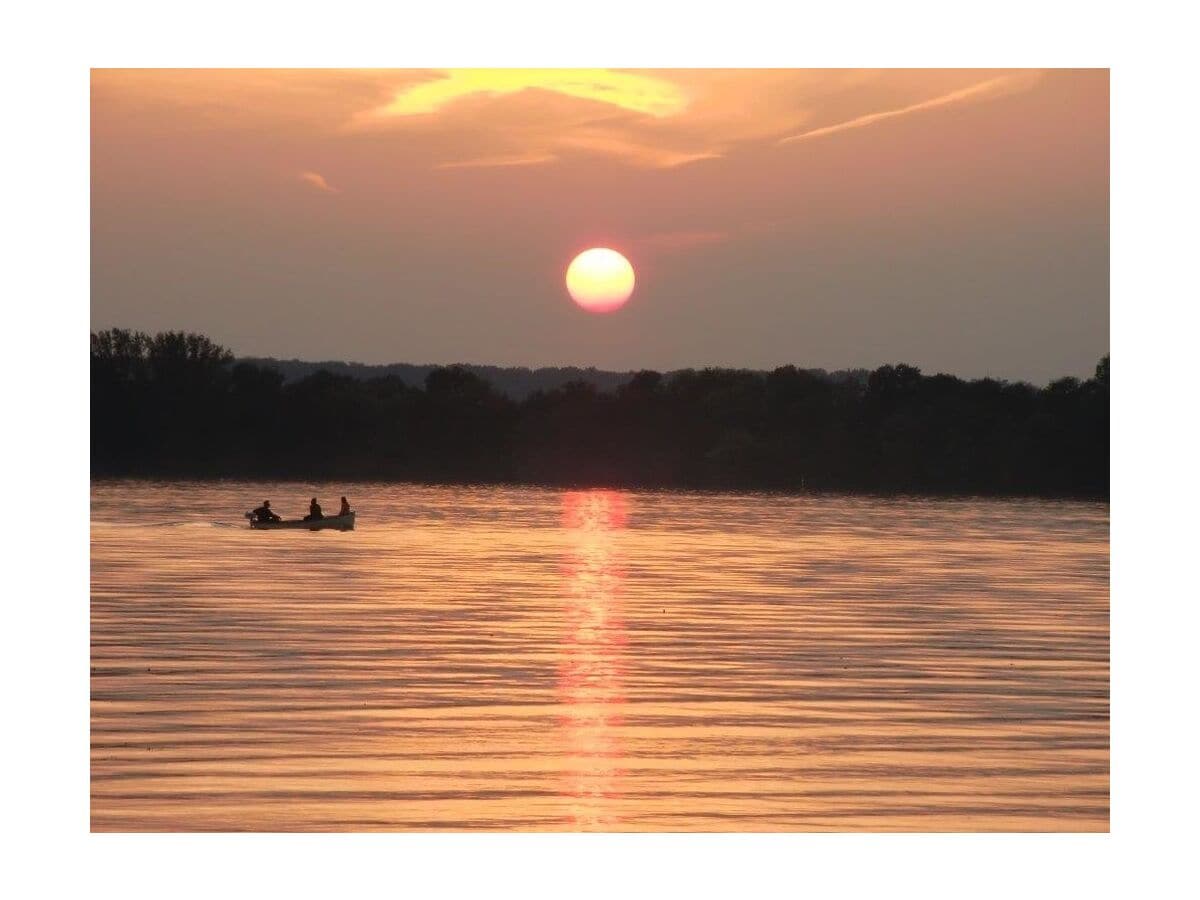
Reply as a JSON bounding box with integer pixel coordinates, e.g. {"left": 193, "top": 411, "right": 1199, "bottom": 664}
{"left": 558, "top": 490, "right": 629, "bottom": 829}
{"left": 91, "top": 481, "right": 1108, "bottom": 831}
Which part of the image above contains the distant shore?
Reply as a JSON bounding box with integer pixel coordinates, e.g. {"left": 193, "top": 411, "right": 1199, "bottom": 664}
{"left": 92, "top": 330, "right": 1110, "bottom": 502}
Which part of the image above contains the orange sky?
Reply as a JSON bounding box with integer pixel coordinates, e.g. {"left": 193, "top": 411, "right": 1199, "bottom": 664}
{"left": 91, "top": 69, "right": 1108, "bottom": 381}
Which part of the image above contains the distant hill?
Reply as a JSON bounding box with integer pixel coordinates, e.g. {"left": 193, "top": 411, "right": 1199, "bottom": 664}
{"left": 237, "top": 357, "right": 869, "bottom": 400}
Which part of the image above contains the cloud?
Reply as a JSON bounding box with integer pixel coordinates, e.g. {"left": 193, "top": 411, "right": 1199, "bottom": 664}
{"left": 93, "top": 69, "right": 414, "bottom": 132}
{"left": 345, "top": 69, "right": 1045, "bottom": 171}
{"left": 346, "top": 69, "right": 801, "bottom": 169}
{"left": 360, "top": 69, "right": 689, "bottom": 121}
{"left": 778, "top": 71, "right": 1043, "bottom": 145}
{"left": 298, "top": 170, "right": 338, "bottom": 193}
{"left": 554, "top": 130, "right": 721, "bottom": 169}
{"left": 95, "top": 69, "right": 1052, "bottom": 174}
{"left": 435, "top": 152, "right": 558, "bottom": 170}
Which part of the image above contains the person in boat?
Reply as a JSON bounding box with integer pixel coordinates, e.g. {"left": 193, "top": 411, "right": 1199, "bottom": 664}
{"left": 303, "top": 497, "right": 324, "bottom": 521}
{"left": 252, "top": 500, "right": 281, "bottom": 523}
{"left": 339, "top": 496, "right": 351, "bottom": 517}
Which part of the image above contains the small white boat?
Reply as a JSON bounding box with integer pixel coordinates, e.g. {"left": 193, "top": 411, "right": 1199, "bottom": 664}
{"left": 245, "top": 511, "right": 355, "bottom": 531}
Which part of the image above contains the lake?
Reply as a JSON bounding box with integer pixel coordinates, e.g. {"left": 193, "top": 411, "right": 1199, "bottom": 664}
{"left": 91, "top": 480, "right": 1108, "bottom": 831}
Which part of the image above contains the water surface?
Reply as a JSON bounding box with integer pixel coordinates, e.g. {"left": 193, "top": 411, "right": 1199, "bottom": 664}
{"left": 91, "top": 481, "right": 1108, "bottom": 831}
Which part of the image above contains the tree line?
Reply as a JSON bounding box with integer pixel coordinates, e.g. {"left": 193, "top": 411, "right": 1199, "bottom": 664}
{"left": 92, "top": 329, "right": 1109, "bottom": 498}
{"left": 235, "top": 356, "right": 641, "bottom": 401}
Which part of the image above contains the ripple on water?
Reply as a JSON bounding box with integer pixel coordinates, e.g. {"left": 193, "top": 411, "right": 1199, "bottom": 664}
{"left": 91, "top": 480, "right": 1108, "bottom": 831}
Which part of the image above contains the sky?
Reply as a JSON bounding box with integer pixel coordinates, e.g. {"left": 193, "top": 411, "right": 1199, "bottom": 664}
{"left": 91, "top": 69, "right": 1108, "bottom": 383}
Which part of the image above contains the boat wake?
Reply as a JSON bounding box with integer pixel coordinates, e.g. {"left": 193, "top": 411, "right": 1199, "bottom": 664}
{"left": 98, "top": 520, "right": 245, "bottom": 529}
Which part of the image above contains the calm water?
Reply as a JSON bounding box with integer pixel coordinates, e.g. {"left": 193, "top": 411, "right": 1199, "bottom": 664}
{"left": 91, "top": 480, "right": 1108, "bottom": 831}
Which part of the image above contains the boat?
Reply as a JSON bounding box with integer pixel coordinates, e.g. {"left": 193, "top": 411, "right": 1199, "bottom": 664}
{"left": 245, "top": 511, "right": 355, "bottom": 531}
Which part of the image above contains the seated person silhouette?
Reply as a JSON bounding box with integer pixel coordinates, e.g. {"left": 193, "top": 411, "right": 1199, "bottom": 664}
{"left": 252, "top": 500, "right": 281, "bottom": 523}
{"left": 339, "top": 496, "right": 352, "bottom": 517}
{"left": 303, "top": 497, "right": 324, "bottom": 521}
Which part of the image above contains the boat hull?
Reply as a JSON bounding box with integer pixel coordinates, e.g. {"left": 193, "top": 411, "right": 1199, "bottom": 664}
{"left": 247, "top": 512, "right": 355, "bottom": 531}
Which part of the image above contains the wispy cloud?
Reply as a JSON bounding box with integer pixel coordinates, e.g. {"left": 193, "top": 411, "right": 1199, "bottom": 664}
{"left": 360, "top": 69, "right": 689, "bottom": 122}
{"left": 436, "top": 153, "right": 558, "bottom": 170}
{"left": 555, "top": 131, "right": 721, "bottom": 169}
{"left": 347, "top": 69, "right": 1045, "bottom": 171}
{"left": 779, "top": 72, "right": 1043, "bottom": 145}
{"left": 93, "top": 69, "right": 1053, "bottom": 175}
{"left": 298, "top": 170, "right": 339, "bottom": 193}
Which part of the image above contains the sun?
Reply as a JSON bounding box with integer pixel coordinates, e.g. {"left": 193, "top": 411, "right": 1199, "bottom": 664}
{"left": 566, "top": 248, "right": 635, "bottom": 313}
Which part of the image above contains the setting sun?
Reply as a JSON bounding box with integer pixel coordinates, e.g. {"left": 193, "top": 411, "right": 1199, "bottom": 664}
{"left": 566, "top": 248, "right": 635, "bottom": 313}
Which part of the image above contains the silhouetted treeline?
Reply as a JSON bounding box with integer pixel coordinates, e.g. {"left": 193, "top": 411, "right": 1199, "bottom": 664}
{"left": 235, "top": 356, "right": 870, "bottom": 400}
{"left": 238, "top": 357, "right": 635, "bottom": 400}
{"left": 92, "top": 329, "right": 1109, "bottom": 498}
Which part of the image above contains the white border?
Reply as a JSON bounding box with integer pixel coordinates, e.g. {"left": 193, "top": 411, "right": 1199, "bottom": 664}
{"left": 11, "top": 0, "right": 1196, "bottom": 896}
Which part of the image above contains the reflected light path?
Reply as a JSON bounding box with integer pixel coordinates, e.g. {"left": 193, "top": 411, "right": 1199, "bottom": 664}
{"left": 557, "top": 490, "right": 629, "bottom": 829}
{"left": 91, "top": 481, "right": 1107, "bottom": 831}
